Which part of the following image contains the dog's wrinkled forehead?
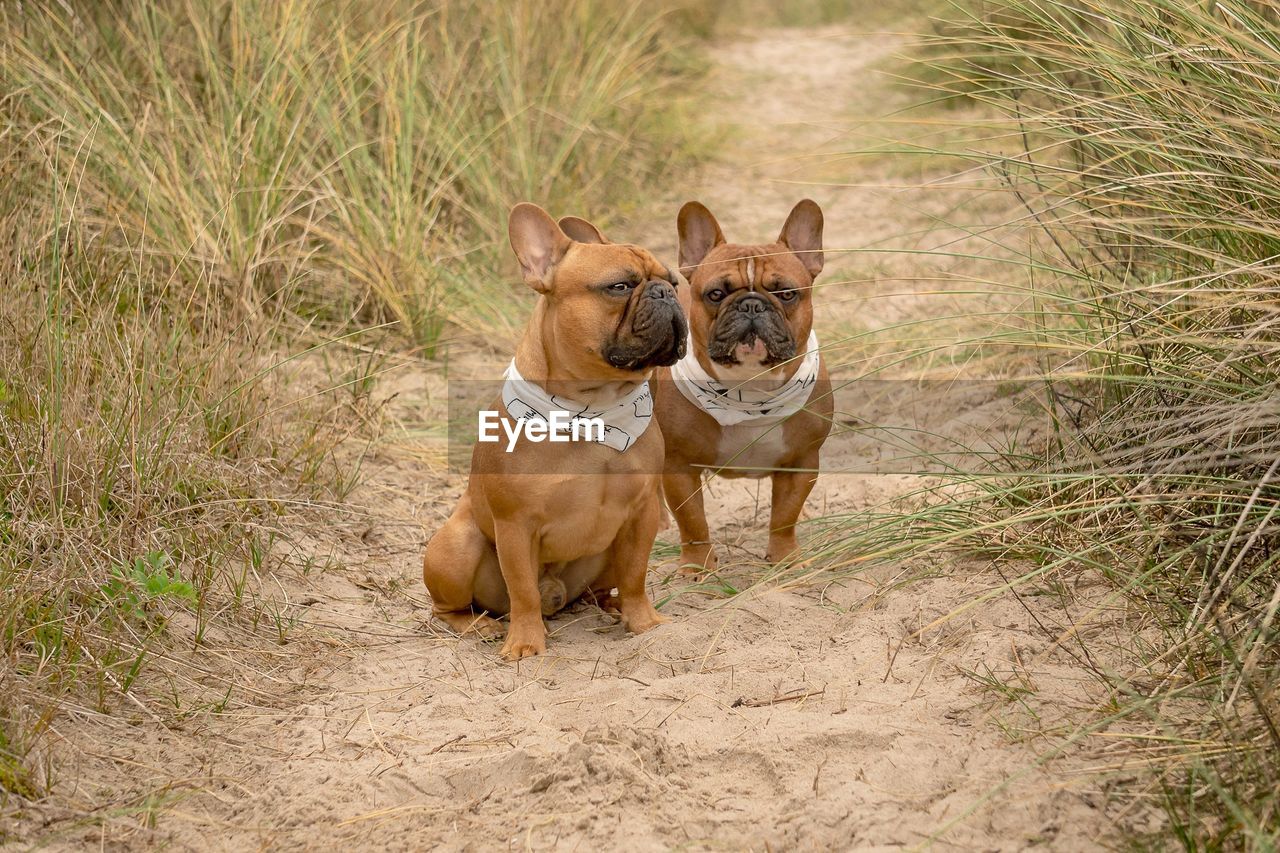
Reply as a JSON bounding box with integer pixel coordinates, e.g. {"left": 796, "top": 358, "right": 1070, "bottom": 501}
{"left": 563, "top": 242, "right": 676, "bottom": 288}
{"left": 692, "top": 243, "right": 810, "bottom": 289}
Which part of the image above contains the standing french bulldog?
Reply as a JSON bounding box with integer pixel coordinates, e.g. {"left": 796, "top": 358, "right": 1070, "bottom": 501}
{"left": 423, "top": 203, "right": 687, "bottom": 660}
{"left": 654, "top": 200, "right": 833, "bottom": 574}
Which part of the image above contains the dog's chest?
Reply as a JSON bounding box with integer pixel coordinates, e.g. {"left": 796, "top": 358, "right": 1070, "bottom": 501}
{"left": 714, "top": 421, "right": 788, "bottom": 477}
{"left": 537, "top": 471, "right": 650, "bottom": 558}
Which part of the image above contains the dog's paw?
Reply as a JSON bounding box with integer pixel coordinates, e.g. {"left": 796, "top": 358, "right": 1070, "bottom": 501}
{"left": 765, "top": 536, "right": 802, "bottom": 565}
{"left": 620, "top": 601, "right": 669, "bottom": 635}
{"left": 677, "top": 544, "right": 717, "bottom": 576}
{"left": 500, "top": 627, "right": 546, "bottom": 661}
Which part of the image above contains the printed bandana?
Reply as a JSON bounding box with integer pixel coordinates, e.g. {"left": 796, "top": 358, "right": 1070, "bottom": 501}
{"left": 501, "top": 361, "right": 654, "bottom": 452}
{"left": 669, "top": 331, "right": 820, "bottom": 426}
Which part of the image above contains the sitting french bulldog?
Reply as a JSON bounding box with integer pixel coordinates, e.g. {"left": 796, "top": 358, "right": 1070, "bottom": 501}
{"left": 423, "top": 203, "right": 687, "bottom": 660}
{"left": 654, "top": 200, "right": 833, "bottom": 574}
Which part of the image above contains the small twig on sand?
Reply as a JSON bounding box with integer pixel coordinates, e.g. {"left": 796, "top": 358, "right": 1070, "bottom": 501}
{"left": 732, "top": 687, "right": 825, "bottom": 708}
{"left": 428, "top": 734, "right": 466, "bottom": 754}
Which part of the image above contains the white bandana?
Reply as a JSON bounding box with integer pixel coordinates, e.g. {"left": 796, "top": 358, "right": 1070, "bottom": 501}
{"left": 669, "top": 331, "right": 820, "bottom": 426}
{"left": 501, "top": 361, "right": 653, "bottom": 452}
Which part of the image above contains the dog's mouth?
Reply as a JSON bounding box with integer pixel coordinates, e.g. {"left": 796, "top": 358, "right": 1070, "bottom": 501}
{"left": 602, "top": 279, "right": 688, "bottom": 372}
{"left": 707, "top": 296, "right": 795, "bottom": 367}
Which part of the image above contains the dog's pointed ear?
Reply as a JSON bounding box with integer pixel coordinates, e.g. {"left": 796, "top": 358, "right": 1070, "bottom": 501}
{"left": 557, "top": 215, "right": 611, "bottom": 245}
{"left": 777, "top": 199, "right": 824, "bottom": 278}
{"left": 677, "top": 201, "right": 725, "bottom": 280}
{"left": 509, "top": 203, "right": 572, "bottom": 293}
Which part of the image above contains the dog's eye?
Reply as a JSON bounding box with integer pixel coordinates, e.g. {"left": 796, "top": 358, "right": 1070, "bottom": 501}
{"left": 705, "top": 288, "right": 726, "bottom": 303}
{"left": 607, "top": 282, "right": 633, "bottom": 294}
{"left": 777, "top": 289, "right": 798, "bottom": 302}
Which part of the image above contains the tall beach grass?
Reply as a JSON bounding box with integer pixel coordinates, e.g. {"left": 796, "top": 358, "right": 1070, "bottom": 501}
{"left": 809, "top": 1, "right": 1280, "bottom": 845}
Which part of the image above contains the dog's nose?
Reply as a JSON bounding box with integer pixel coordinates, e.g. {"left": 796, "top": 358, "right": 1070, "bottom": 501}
{"left": 646, "top": 280, "right": 675, "bottom": 301}
{"left": 736, "top": 293, "right": 769, "bottom": 315}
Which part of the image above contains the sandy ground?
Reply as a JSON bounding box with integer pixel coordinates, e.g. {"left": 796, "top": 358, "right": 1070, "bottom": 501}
{"left": 20, "top": 25, "right": 1146, "bottom": 852}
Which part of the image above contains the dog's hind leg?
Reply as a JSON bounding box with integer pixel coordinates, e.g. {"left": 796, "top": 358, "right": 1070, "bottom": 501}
{"left": 423, "top": 495, "right": 504, "bottom": 637}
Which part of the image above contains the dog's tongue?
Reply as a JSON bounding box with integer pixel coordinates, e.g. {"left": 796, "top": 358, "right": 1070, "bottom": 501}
{"left": 734, "top": 339, "right": 768, "bottom": 362}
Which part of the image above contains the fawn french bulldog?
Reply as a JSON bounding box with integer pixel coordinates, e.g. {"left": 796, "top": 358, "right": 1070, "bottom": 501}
{"left": 423, "top": 203, "right": 686, "bottom": 660}
{"left": 654, "top": 199, "right": 833, "bottom": 574}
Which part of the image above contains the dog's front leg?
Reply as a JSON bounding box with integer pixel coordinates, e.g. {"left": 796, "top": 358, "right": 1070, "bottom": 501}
{"left": 663, "top": 466, "right": 718, "bottom": 575}
{"left": 493, "top": 520, "right": 547, "bottom": 660}
{"left": 611, "top": 491, "right": 669, "bottom": 635}
{"left": 766, "top": 449, "right": 820, "bottom": 563}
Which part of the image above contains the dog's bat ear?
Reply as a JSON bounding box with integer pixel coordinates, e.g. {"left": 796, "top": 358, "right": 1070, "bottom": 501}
{"left": 557, "top": 215, "right": 610, "bottom": 245}
{"left": 677, "top": 201, "right": 725, "bottom": 281}
{"left": 509, "top": 203, "right": 572, "bottom": 293}
{"left": 777, "top": 199, "right": 824, "bottom": 278}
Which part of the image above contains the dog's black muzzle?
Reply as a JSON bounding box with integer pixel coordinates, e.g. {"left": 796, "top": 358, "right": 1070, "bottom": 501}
{"left": 603, "top": 279, "right": 688, "bottom": 371}
{"left": 707, "top": 290, "right": 795, "bottom": 366}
